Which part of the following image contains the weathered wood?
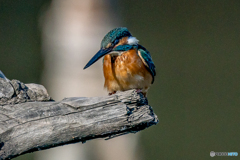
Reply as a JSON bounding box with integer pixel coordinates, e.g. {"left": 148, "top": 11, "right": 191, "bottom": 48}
{"left": 0, "top": 71, "right": 158, "bottom": 160}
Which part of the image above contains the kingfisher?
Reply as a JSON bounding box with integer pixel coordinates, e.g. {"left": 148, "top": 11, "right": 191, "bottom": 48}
{"left": 83, "top": 27, "right": 156, "bottom": 97}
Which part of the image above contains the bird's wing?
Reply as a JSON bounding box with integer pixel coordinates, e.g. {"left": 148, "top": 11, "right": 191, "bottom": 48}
{"left": 137, "top": 45, "right": 156, "bottom": 83}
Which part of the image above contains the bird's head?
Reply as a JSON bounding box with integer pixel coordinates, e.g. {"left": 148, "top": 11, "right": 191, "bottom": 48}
{"left": 83, "top": 27, "right": 139, "bottom": 69}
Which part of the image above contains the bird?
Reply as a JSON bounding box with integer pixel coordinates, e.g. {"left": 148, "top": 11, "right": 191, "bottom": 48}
{"left": 83, "top": 27, "right": 156, "bottom": 97}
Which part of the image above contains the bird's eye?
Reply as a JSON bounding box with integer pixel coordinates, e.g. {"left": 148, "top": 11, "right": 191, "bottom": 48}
{"left": 113, "top": 39, "right": 119, "bottom": 45}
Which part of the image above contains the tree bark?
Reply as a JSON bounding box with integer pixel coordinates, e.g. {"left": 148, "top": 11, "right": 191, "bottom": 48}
{"left": 0, "top": 71, "right": 158, "bottom": 160}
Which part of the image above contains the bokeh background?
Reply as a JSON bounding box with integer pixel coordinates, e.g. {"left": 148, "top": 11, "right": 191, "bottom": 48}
{"left": 0, "top": 0, "right": 239, "bottom": 160}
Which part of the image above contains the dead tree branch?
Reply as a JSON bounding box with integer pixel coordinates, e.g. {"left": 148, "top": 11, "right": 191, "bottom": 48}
{"left": 0, "top": 71, "right": 158, "bottom": 160}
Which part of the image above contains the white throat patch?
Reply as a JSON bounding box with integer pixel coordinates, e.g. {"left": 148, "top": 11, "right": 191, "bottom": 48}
{"left": 127, "top": 37, "right": 139, "bottom": 45}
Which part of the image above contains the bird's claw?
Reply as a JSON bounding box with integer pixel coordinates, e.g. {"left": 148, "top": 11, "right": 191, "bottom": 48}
{"left": 136, "top": 89, "right": 142, "bottom": 93}
{"left": 108, "top": 91, "right": 116, "bottom": 96}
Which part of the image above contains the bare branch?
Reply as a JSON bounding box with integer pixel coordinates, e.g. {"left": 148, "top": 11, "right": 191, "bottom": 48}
{"left": 0, "top": 72, "right": 158, "bottom": 160}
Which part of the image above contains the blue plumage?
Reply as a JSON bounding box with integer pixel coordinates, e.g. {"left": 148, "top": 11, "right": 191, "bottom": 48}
{"left": 84, "top": 27, "right": 156, "bottom": 81}
{"left": 137, "top": 45, "right": 156, "bottom": 83}
{"left": 113, "top": 44, "right": 134, "bottom": 51}
{"left": 84, "top": 27, "right": 156, "bottom": 96}
{"left": 101, "top": 27, "right": 132, "bottom": 48}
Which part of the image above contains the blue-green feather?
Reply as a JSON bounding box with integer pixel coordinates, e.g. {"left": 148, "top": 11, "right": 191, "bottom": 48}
{"left": 102, "top": 45, "right": 134, "bottom": 64}
{"left": 101, "top": 27, "right": 132, "bottom": 48}
{"left": 137, "top": 45, "right": 156, "bottom": 83}
{"left": 112, "top": 44, "right": 134, "bottom": 51}
{"left": 100, "top": 27, "right": 156, "bottom": 83}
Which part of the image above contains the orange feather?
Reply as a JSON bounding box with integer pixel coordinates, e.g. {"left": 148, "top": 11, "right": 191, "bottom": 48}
{"left": 103, "top": 49, "right": 152, "bottom": 96}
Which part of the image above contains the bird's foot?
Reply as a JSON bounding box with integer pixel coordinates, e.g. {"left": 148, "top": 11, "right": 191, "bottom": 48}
{"left": 108, "top": 91, "right": 116, "bottom": 96}
{"left": 136, "top": 89, "right": 147, "bottom": 97}
{"left": 136, "top": 89, "right": 142, "bottom": 93}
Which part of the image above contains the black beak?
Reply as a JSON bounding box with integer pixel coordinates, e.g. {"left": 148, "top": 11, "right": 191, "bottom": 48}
{"left": 83, "top": 48, "right": 112, "bottom": 69}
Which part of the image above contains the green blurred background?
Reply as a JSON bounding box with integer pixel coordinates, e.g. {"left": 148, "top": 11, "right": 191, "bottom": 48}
{"left": 1, "top": 0, "right": 239, "bottom": 159}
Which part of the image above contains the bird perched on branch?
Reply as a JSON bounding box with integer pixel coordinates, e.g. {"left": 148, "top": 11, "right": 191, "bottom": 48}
{"left": 84, "top": 27, "right": 156, "bottom": 97}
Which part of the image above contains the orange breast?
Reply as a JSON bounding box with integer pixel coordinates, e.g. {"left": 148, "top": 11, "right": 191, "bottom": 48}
{"left": 103, "top": 49, "right": 152, "bottom": 95}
